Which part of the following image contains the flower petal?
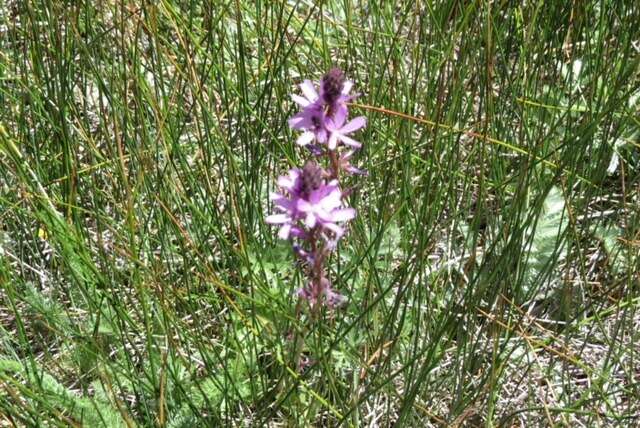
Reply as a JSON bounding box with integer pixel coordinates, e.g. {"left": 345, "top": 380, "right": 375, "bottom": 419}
{"left": 266, "top": 214, "right": 290, "bottom": 224}
{"left": 337, "top": 134, "right": 362, "bottom": 148}
{"left": 342, "top": 80, "right": 353, "bottom": 95}
{"left": 288, "top": 116, "right": 305, "bottom": 129}
{"left": 309, "top": 185, "right": 341, "bottom": 206}
{"left": 328, "top": 208, "right": 356, "bottom": 222}
{"left": 269, "top": 191, "right": 284, "bottom": 201}
{"left": 296, "top": 199, "right": 312, "bottom": 212}
{"left": 291, "top": 94, "right": 311, "bottom": 107}
{"left": 289, "top": 226, "right": 307, "bottom": 239}
{"left": 296, "top": 132, "right": 315, "bottom": 146}
{"left": 300, "top": 80, "right": 318, "bottom": 102}
{"left": 341, "top": 150, "right": 355, "bottom": 160}
{"left": 316, "top": 128, "right": 328, "bottom": 143}
{"left": 316, "top": 188, "right": 342, "bottom": 210}
{"left": 325, "top": 287, "right": 347, "bottom": 307}
{"left": 305, "top": 212, "right": 317, "bottom": 228}
{"left": 277, "top": 173, "right": 296, "bottom": 188}
{"left": 273, "top": 196, "right": 295, "bottom": 211}
{"left": 331, "top": 106, "right": 347, "bottom": 128}
{"left": 328, "top": 133, "right": 338, "bottom": 150}
{"left": 345, "top": 165, "right": 367, "bottom": 175}
{"left": 340, "top": 116, "right": 366, "bottom": 134}
{"left": 322, "top": 222, "right": 344, "bottom": 237}
{"left": 278, "top": 224, "right": 292, "bottom": 239}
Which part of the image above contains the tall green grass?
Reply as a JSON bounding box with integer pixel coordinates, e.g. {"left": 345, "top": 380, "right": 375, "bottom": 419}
{"left": 1, "top": 1, "right": 639, "bottom": 426}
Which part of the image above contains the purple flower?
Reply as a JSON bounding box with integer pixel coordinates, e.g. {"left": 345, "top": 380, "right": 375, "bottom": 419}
{"left": 265, "top": 161, "right": 355, "bottom": 239}
{"left": 265, "top": 168, "right": 305, "bottom": 239}
{"left": 325, "top": 107, "right": 366, "bottom": 150}
{"left": 299, "top": 181, "right": 355, "bottom": 236}
{"left": 288, "top": 96, "right": 328, "bottom": 146}
{"left": 288, "top": 69, "right": 361, "bottom": 150}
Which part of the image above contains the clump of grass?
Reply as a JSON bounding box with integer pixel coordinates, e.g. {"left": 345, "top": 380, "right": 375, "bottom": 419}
{"left": 1, "top": 1, "right": 639, "bottom": 426}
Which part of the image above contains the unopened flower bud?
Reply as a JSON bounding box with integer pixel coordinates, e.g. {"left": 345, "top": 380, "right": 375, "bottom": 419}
{"left": 300, "top": 160, "right": 324, "bottom": 198}
{"left": 321, "top": 68, "right": 345, "bottom": 106}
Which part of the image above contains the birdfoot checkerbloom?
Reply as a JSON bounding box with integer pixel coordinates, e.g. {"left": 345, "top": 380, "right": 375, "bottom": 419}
{"left": 267, "top": 67, "right": 366, "bottom": 309}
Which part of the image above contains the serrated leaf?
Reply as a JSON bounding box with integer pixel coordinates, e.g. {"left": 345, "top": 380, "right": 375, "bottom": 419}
{"left": 523, "top": 186, "right": 568, "bottom": 294}
{"left": 1, "top": 360, "right": 127, "bottom": 427}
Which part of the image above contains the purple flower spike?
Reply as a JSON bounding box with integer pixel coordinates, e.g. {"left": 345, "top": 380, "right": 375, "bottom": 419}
{"left": 268, "top": 67, "right": 366, "bottom": 311}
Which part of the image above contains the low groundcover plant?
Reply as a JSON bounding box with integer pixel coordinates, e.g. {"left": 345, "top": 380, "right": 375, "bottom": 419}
{"left": 266, "top": 67, "right": 366, "bottom": 309}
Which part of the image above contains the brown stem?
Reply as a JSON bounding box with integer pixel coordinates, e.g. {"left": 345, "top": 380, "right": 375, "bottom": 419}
{"left": 328, "top": 149, "right": 340, "bottom": 180}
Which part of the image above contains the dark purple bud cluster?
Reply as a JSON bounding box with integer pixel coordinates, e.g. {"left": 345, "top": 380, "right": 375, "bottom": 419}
{"left": 321, "top": 68, "right": 346, "bottom": 106}
{"left": 299, "top": 160, "right": 324, "bottom": 198}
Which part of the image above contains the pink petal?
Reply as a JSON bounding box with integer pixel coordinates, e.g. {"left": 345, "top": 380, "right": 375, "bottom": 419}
{"left": 296, "top": 199, "right": 312, "bottom": 212}
{"left": 266, "top": 214, "right": 290, "bottom": 224}
{"left": 325, "top": 287, "right": 347, "bottom": 307}
{"left": 277, "top": 174, "right": 295, "bottom": 188}
{"left": 328, "top": 133, "right": 338, "bottom": 150}
{"left": 322, "top": 222, "right": 344, "bottom": 237}
{"left": 296, "top": 132, "right": 315, "bottom": 146}
{"left": 338, "top": 134, "right": 362, "bottom": 148}
{"left": 316, "top": 128, "right": 328, "bottom": 143}
{"left": 332, "top": 107, "right": 347, "bottom": 128}
{"left": 308, "top": 184, "right": 332, "bottom": 201}
{"left": 341, "top": 150, "right": 356, "bottom": 160}
{"left": 346, "top": 165, "right": 367, "bottom": 175}
{"left": 342, "top": 80, "right": 353, "bottom": 95}
{"left": 278, "top": 224, "right": 292, "bottom": 239}
{"left": 269, "top": 191, "right": 284, "bottom": 201}
{"left": 290, "top": 226, "right": 307, "bottom": 239}
{"left": 317, "top": 188, "right": 342, "bottom": 210}
{"left": 309, "top": 185, "right": 340, "bottom": 205}
{"left": 273, "top": 197, "right": 295, "bottom": 211}
{"left": 305, "top": 212, "right": 317, "bottom": 228}
{"left": 329, "top": 208, "right": 356, "bottom": 222}
{"left": 300, "top": 80, "right": 318, "bottom": 102}
{"left": 288, "top": 116, "right": 304, "bottom": 128}
{"left": 340, "top": 116, "right": 366, "bottom": 134}
{"left": 291, "top": 94, "right": 311, "bottom": 107}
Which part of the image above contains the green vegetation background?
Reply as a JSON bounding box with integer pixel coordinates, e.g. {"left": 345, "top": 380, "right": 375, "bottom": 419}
{"left": 0, "top": 1, "right": 638, "bottom": 426}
